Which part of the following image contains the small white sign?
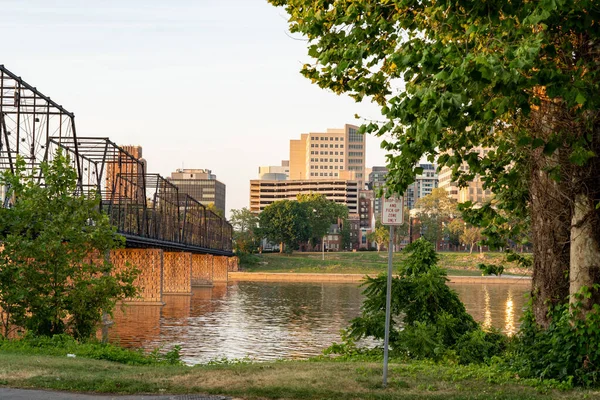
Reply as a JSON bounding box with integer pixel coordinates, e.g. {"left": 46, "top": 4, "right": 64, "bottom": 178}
{"left": 382, "top": 196, "right": 404, "bottom": 225}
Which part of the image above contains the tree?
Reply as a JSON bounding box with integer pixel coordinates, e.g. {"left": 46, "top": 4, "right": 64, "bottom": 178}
{"left": 0, "top": 151, "right": 138, "bottom": 339}
{"left": 259, "top": 200, "right": 311, "bottom": 253}
{"left": 446, "top": 219, "right": 464, "bottom": 251}
{"left": 268, "top": 0, "right": 600, "bottom": 325}
{"left": 297, "top": 193, "right": 348, "bottom": 248}
{"left": 367, "top": 221, "right": 389, "bottom": 252}
{"left": 205, "top": 202, "right": 224, "bottom": 219}
{"left": 415, "top": 189, "right": 457, "bottom": 250}
{"left": 229, "top": 207, "right": 260, "bottom": 254}
{"left": 461, "top": 227, "right": 483, "bottom": 254}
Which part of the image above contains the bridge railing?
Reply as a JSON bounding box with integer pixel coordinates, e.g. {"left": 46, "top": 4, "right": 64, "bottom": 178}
{"left": 47, "top": 137, "right": 232, "bottom": 254}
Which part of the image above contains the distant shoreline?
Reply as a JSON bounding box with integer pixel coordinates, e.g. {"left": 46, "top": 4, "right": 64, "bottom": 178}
{"left": 228, "top": 272, "right": 532, "bottom": 285}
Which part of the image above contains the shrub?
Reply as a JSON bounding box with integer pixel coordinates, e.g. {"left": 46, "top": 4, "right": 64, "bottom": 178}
{"left": 511, "top": 285, "right": 600, "bottom": 387}
{"left": 343, "top": 239, "right": 479, "bottom": 359}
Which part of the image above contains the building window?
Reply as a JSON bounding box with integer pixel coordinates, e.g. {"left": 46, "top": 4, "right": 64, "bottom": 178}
{"left": 348, "top": 127, "right": 362, "bottom": 142}
{"left": 330, "top": 144, "right": 333, "bottom": 148}
{"left": 340, "top": 145, "right": 344, "bottom": 148}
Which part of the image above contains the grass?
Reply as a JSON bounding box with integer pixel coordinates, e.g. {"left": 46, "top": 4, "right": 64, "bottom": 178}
{"left": 243, "top": 251, "right": 531, "bottom": 277}
{"left": 0, "top": 351, "right": 596, "bottom": 399}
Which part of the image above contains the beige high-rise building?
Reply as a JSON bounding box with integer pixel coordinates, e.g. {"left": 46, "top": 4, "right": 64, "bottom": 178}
{"left": 289, "top": 124, "right": 367, "bottom": 188}
{"left": 438, "top": 147, "right": 492, "bottom": 203}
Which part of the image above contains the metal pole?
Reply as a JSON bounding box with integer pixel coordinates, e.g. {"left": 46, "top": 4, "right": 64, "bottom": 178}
{"left": 322, "top": 235, "right": 325, "bottom": 261}
{"left": 383, "top": 224, "right": 394, "bottom": 387}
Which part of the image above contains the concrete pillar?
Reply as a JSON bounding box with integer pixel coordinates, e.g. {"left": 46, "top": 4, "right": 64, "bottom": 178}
{"left": 110, "top": 249, "right": 164, "bottom": 304}
{"left": 227, "top": 256, "right": 239, "bottom": 272}
{"left": 163, "top": 252, "right": 192, "bottom": 295}
{"left": 213, "top": 255, "right": 228, "bottom": 283}
{"left": 191, "top": 254, "right": 213, "bottom": 286}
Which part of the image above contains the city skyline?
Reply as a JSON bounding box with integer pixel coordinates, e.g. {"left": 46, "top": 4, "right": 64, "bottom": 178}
{"left": 0, "top": 0, "right": 388, "bottom": 217}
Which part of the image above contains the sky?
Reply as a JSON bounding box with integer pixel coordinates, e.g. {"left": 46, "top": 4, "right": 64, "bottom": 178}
{"left": 1, "top": 0, "right": 388, "bottom": 217}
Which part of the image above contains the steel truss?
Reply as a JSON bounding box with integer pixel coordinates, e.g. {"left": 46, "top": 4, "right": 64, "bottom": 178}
{"left": 48, "top": 138, "right": 233, "bottom": 255}
{"left": 0, "top": 65, "right": 232, "bottom": 255}
{"left": 0, "top": 65, "right": 79, "bottom": 177}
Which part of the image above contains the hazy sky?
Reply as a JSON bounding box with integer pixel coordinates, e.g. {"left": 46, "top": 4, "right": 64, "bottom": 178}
{"left": 1, "top": 0, "right": 388, "bottom": 216}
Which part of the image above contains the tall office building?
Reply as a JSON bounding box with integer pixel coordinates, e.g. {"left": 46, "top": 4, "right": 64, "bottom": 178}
{"left": 168, "top": 169, "right": 226, "bottom": 214}
{"left": 438, "top": 147, "right": 491, "bottom": 203}
{"left": 289, "top": 124, "right": 367, "bottom": 188}
{"left": 258, "top": 160, "right": 289, "bottom": 180}
{"left": 249, "top": 179, "right": 359, "bottom": 214}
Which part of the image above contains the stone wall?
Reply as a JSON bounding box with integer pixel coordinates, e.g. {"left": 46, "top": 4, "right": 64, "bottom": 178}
{"left": 163, "top": 252, "right": 192, "bottom": 295}
{"left": 227, "top": 256, "right": 239, "bottom": 272}
{"left": 110, "top": 249, "right": 163, "bottom": 303}
{"left": 213, "top": 255, "right": 228, "bottom": 283}
{"left": 191, "top": 254, "right": 213, "bottom": 286}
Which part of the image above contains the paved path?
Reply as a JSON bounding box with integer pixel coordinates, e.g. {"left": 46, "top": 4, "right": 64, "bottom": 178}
{"left": 0, "top": 388, "right": 231, "bottom": 400}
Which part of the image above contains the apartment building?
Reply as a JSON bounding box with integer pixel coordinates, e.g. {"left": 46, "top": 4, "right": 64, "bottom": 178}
{"left": 289, "top": 124, "right": 367, "bottom": 188}
{"left": 438, "top": 147, "right": 491, "bottom": 203}
{"left": 249, "top": 179, "right": 359, "bottom": 214}
{"left": 405, "top": 163, "right": 438, "bottom": 209}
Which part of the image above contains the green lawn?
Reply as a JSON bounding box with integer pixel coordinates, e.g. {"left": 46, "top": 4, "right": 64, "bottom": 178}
{"left": 243, "top": 251, "right": 530, "bottom": 276}
{"left": 0, "top": 352, "right": 592, "bottom": 399}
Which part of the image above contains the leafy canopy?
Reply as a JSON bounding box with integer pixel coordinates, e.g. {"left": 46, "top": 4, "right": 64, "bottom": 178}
{"left": 269, "top": 0, "right": 600, "bottom": 247}
{"left": 0, "top": 150, "right": 138, "bottom": 339}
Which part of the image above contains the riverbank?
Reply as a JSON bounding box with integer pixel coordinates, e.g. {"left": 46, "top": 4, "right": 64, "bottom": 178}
{"left": 242, "top": 251, "right": 531, "bottom": 277}
{"left": 229, "top": 271, "right": 532, "bottom": 285}
{"left": 0, "top": 351, "right": 593, "bottom": 399}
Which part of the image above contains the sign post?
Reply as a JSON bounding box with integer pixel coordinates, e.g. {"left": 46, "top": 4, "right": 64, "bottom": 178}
{"left": 381, "top": 196, "right": 403, "bottom": 387}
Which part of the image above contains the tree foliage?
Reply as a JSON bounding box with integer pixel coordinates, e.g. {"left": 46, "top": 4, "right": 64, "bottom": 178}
{"left": 229, "top": 207, "right": 260, "bottom": 254}
{"left": 259, "top": 200, "right": 311, "bottom": 253}
{"left": 367, "top": 220, "right": 389, "bottom": 252}
{"left": 347, "top": 239, "right": 503, "bottom": 362}
{"left": 269, "top": 0, "right": 600, "bottom": 326}
{"left": 415, "top": 188, "right": 457, "bottom": 249}
{"left": 297, "top": 193, "right": 348, "bottom": 245}
{"left": 0, "top": 151, "right": 138, "bottom": 339}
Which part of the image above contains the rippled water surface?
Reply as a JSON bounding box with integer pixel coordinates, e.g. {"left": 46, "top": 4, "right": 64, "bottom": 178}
{"left": 109, "top": 281, "right": 529, "bottom": 365}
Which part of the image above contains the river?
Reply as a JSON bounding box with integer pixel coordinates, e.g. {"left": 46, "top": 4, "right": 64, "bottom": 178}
{"left": 108, "top": 281, "right": 529, "bottom": 365}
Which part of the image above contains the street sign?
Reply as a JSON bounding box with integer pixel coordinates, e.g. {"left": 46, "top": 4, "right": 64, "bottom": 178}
{"left": 382, "top": 196, "right": 403, "bottom": 225}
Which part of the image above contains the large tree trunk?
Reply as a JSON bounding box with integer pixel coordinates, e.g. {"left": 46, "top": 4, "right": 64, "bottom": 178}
{"left": 570, "top": 193, "right": 600, "bottom": 308}
{"left": 529, "top": 94, "right": 572, "bottom": 328}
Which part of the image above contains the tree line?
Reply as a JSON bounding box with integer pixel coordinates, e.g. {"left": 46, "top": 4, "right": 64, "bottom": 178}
{"left": 230, "top": 194, "right": 348, "bottom": 254}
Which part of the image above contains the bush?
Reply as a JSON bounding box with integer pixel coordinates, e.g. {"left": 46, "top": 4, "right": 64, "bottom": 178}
{"left": 342, "top": 239, "right": 480, "bottom": 360}
{"left": 455, "top": 329, "right": 507, "bottom": 365}
{"left": 510, "top": 285, "right": 600, "bottom": 387}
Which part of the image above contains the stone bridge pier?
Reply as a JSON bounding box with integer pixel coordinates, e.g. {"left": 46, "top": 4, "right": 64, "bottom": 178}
{"left": 109, "top": 249, "right": 235, "bottom": 303}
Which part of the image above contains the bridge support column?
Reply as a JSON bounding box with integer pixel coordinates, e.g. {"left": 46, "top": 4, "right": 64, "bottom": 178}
{"left": 191, "top": 254, "right": 213, "bottom": 286}
{"left": 213, "top": 255, "right": 229, "bottom": 283}
{"left": 110, "top": 249, "right": 164, "bottom": 304}
{"left": 227, "top": 256, "right": 239, "bottom": 272}
{"left": 163, "top": 252, "right": 192, "bottom": 295}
